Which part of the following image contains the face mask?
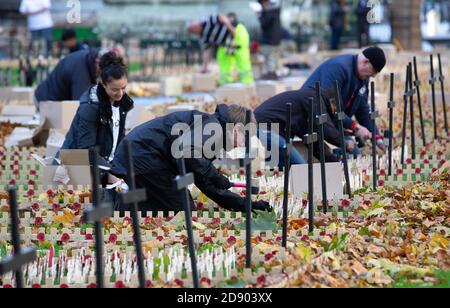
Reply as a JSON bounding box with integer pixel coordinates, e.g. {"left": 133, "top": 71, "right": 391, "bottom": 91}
{"left": 231, "top": 20, "right": 238, "bottom": 27}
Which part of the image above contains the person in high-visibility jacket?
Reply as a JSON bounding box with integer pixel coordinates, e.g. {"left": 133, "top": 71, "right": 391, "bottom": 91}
{"left": 188, "top": 13, "right": 254, "bottom": 85}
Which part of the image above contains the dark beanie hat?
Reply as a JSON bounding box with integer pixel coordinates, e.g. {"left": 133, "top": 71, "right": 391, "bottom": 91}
{"left": 362, "top": 46, "right": 386, "bottom": 73}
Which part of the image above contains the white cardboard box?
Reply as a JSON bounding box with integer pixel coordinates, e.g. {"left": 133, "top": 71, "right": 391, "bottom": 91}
{"left": 161, "top": 77, "right": 183, "bottom": 97}
{"left": 40, "top": 101, "right": 79, "bottom": 130}
{"left": 192, "top": 73, "right": 217, "bottom": 92}
{"left": 0, "top": 87, "right": 35, "bottom": 102}
{"left": 126, "top": 105, "right": 155, "bottom": 130}
{"left": 214, "top": 83, "right": 257, "bottom": 105}
{"left": 290, "top": 162, "right": 344, "bottom": 200}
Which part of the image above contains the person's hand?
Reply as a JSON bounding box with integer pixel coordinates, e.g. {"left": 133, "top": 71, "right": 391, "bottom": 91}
{"left": 377, "top": 139, "right": 387, "bottom": 153}
{"left": 217, "top": 166, "right": 231, "bottom": 176}
{"left": 354, "top": 124, "right": 372, "bottom": 140}
{"left": 212, "top": 174, "right": 232, "bottom": 190}
{"left": 252, "top": 200, "right": 272, "bottom": 212}
{"left": 346, "top": 140, "right": 356, "bottom": 153}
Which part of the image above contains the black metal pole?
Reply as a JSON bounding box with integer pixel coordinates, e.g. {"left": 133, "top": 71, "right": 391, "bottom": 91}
{"left": 371, "top": 82, "right": 377, "bottom": 191}
{"left": 401, "top": 66, "right": 409, "bottom": 165}
{"left": 245, "top": 110, "right": 252, "bottom": 269}
{"left": 315, "top": 82, "right": 328, "bottom": 214}
{"left": 90, "top": 148, "right": 104, "bottom": 289}
{"left": 282, "top": 103, "right": 292, "bottom": 248}
{"left": 413, "top": 57, "right": 426, "bottom": 147}
{"left": 438, "top": 53, "right": 449, "bottom": 134}
{"left": 124, "top": 140, "right": 146, "bottom": 288}
{"left": 430, "top": 55, "right": 438, "bottom": 140}
{"left": 334, "top": 81, "right": 351, "bottom": 197}
{"left": 388, "top": 73, "right": 395, "bottom": 176}
{"left": 176, "top": 157, "right": 200, "bottom": 288}
{"left": 408, "top": 63, "right": 416, "bottom": 160}
{"left": 308, "top": 98, "right": 315, "bottom": 233}
{"left": 8, "top": 187, "right": 23, "bottom": 288}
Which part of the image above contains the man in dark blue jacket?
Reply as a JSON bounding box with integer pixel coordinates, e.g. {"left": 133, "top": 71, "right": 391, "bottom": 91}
{"left": 34, "top": 48, "right": 100, "bottom": 105}
{"left": 110, "top": 104, "right": 271, "bottom": 214}
{"left": 301, "top": 46, "right": 387, "bottom": 153}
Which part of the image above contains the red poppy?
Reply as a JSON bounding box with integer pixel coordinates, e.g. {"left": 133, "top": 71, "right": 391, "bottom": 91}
{"left": 397, "top": 169, "right": 403, "bottom": 175}
{"left": 67, "top": 189, "right": 74, "bottom": 195}
{"left": 341, "top": 199, "right": 350, "bottom": 207}
{"left": 379, "top": 169, "right": 386, "bottom": 176}
{"left": 145, "top": 280, "right": 153, "bottom": 288}
{"left": 46, "top": 189, "right": 55, "bottom": 197}
{"left": 363, "top": 200, "right": 372, "bottom": 206}
{"left": 265, "top": 253, "right": 274, "bottom": 261}
{"left": 52, "top": 204, "right": 61, "bottom": 212}
{"left": 440, "top": 160, "right": 446, "bottom": 166}
{"left": 200, "top": 277, "right": 211, "bottom": 286}
{"left": 212, "top": 217, "right": 221, "bottom": 224}
{"left": 114, "top": 280, "right": 126, "bottom": 288}
{"left": 37, "top": 233, "right": 45, "bottom": 242}
{"left": 192, "top": 216, "right": 198, "bottom": 222}
{"left": 239, "top": 169, "right": 245, "bottom": 176}
{"left": 3, "top": 284, "right": 13, "bottom": 288}
{"left": 27, "top": 189, "right": 35, "bottom": 197}
{"left": 34, "top": 217, "right": 43, "bottom": 226}
{"left": 61, "top": 233, "right": 70, "bottom": 242}
{"left": 302, "top": 199, "right": 308, "bottom": 208}
{"left": 203, "top": 236, "right": 213, "bottom": 243}
{"left": 301, "top": 235, "right": 310, "bottom": 241}
{"left": 109, "top": 234, "right": 118, "bottom": 243}
{"left": 415, "top": 168, "right": 421, "bottom": 174}
{"left": 156, "top": 236, "right": 164, "bottom": 242}
{"left": 31, "top": 203, "right": 40, "bottom": 212}
{"left": 196, "top": 202, "right": 204, "bottom": 211}
{"left": 31, "top": 284, "right": 41, "bottom": 288}
{"left": 227, "top": 236, "right": 237, "bottom": 246}
{"left": 423, "top": 159, "right": 430, "bottom": 164}
{"left": 256, "top": 275, "right": 266, "bottom": 285}
{"left": 9, "top": 179, "right": 16, "bottom": 185}
{"left": 406, "top": 159, "right": 412, "bottom": 164}
{"left": 123, "top": 217, "right": 132, "bottom": 225}
{"left": 174, "top": 279, "right": 184, "bottom": 288}
{"left": 378, "top": 180, "right": 385, "bottom": 186}
{"left": 256, "top": 170, "right": 263, "bottom": 177}
{"left": 60, "top": 284, "right": 69, "bottom": 289}
{"left": 29, "top": 170, "right": 37, "bottom": 176}
{"left": 28, "top": 179, "right": 35, "bottom": 185}
{"left": 72, "top": 203, "right": 81, "bottom": 211}
{"left": 85, "top": 234, "right": 93, "bottom": 240}
{"left": 87, "top": 283, "right": 97, "bottom": 289}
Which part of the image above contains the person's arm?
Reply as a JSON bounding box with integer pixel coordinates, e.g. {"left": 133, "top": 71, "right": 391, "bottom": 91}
{"left": 218, "top": 14, "right": 236, "bottom": 36}
{"left": 76, "top": 104, "right": 99, "bottom": 150}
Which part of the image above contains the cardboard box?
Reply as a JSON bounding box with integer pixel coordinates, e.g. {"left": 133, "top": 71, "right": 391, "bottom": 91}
{"left": 290, "top": 162, "right": 344, "bottom": 200}
{"left": 1, "top": 105, "right": 36, "bottom": 116}
{"left": 126, "top": 105, "right": 155, "bottom": 130}
{"left": 40, "top": 101, "right": 79, "bottom": 130}
{"left": 34, "top": 150, "right": 92, "bottom": 186}
{"left": 192, "top": 73, "right": 217, "bottom": 92}
{"left": 214, "top": 84, "right": 257, "bottom": 105}
{"left": 160, "top": 77, "right": 183, "bottom": 97}
{"left": 256, "top": 81, "right": 286, "bottom": 102}
{"left": 0, "top": 87, "right": 35, "bottom": 102}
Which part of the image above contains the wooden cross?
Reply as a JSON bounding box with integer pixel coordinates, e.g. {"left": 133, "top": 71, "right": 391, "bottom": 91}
{"left": 315, "top": 82, "right": 329, "bottom": 214}
{"left": 0, "top": 187, "right": 37, "bottom": 288}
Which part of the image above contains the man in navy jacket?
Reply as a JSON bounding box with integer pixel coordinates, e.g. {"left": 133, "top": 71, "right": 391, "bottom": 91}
{"left": 301, "top": 46, "right": 387, "bottom": 153}
{"left": 34, "top": 48, "right": 100, "bottom": 104}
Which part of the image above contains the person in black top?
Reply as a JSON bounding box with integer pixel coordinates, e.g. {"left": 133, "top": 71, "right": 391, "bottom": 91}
{"left": 34, "top": 48, "right": 101, "bottom": 105}
{"left": 110, "top": 104, "right": 271, "bottom": 214}
{"left": 257, "top": 0, "right": 283, "bottom": 80}
{"left": 61, "top": 51, "right": 133, "bottom": 175}
{"left": 255, "top": 87, "right": 357, "bottom": 165}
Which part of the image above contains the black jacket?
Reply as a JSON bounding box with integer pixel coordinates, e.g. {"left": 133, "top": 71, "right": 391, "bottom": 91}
{"left": 61, "top": 84, "right": 134, "bottom": 166}
{"left": 254, "top": 88, "right": 341, "bottom": 162}
{"left": 111, "top": 105, "right": 248, "bottom": 212}
{"left": 35, "top": 48, "right": 99, "bottom": 102}
{"left": 259, "top": 5, "right": 283, "bottom": 46}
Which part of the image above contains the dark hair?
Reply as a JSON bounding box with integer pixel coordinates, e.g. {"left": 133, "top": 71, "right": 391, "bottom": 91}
{"left": 61, "top": 29, "right": 76, "bottom": 42}
{"left": 99, "top": 51, "right": 127, "bottom": 84}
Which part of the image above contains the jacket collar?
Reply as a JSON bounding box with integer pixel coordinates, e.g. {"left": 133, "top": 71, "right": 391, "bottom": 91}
{"left": 89, "top": 84, "right": 134, "bottom": 124}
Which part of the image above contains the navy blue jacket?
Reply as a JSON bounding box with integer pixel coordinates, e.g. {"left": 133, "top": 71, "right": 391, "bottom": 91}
{"left": 301, "top": 54, "right": 378, "bottom": 134}
{"left": 61, "top": 84, "right": 134, "bottom": 166}
{"left": 255, "top": 88, "right": 341, "bottom": 162}
{"left": 111, "top": 105, "right": 248, "bottom": 212}
{"left": 35, "top": 48, "right": 98, "bottom": 102}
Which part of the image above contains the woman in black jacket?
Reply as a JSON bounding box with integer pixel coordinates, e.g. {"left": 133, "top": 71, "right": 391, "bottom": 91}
{"left": 61, "top": 51, "right": 134, "bottom": 179}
